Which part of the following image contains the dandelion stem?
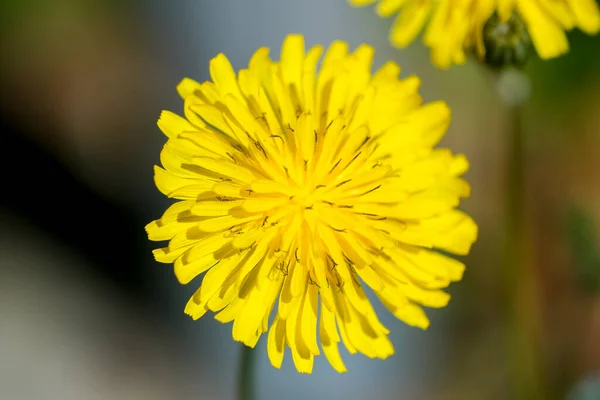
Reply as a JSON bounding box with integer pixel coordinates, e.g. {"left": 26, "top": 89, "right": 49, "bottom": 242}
{"left": 237, "top": 345, "right": 256, "bottom": 400}
{"left": 505, "top": 103, "right": 539, "bottom": 399}
{"left": 499, "top": 70, "right": 548, "bottom": 400}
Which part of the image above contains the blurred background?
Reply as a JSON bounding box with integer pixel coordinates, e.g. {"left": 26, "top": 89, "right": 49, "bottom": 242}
{"left": 1, "top": 0, "right": 599, "bottom": 399}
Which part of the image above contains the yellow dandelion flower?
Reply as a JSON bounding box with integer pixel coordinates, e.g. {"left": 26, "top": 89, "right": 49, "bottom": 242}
{"left": 349, "top": 0, "right": 600, "bottom": 68}
{"left": 146, "top": 34, "right": 477, "bottom": 373}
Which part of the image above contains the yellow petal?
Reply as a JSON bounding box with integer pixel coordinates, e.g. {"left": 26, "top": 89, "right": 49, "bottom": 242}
{"left": 286, "top": 288, "right": 315, "bottom": 374}
{"left": 209, "top": 53, "right": 244, "bottom": 100}
{"left": 157, "top": 111, "right": 197, "bottom": 139}
{"left": 320, "top": 306, "right": 347, "bottom": 373}
{"left": 391, "top": 188, "right": 460, "bottom": 220}
{"left": 199, "top": 254, "right": 244, "bottom": 303}
{"left": 207, "top": 271, "right": 239, "bottom": 312}
{"left": 391, "top": 244, "right": 466, "bottom": 282}
{"left": 392, "top": 302, "right": 430, "bottom": 329}
{"left": 348, "top": 0, "right": 376, "bottom": 5}
{"left": 390, "top": 0, "right": 432, "bottom": 47}
{"left": 333, "top": 297, "right": 358, "bottom": 355}
{"left": 519, "top": 1, "right": 569, "bottom": 59}
{"left": 176, "top": 78, "right": 202, "bottom": 99}
{"left": 355, "top": 264, "right": 385, "bottom": 292}
{"left": 377, "top": 0, "right": 409, "bottom": 16}
{"left": 300, "top": 285, "right": 320, "bottom": 355}
{"left": 280, "top": 34, "right": 305, "bottom": 94}
{"left": 316, "top": 41, "right": 348, "bottom": 120}
{"left": 184, "top": 293, "right": 210, "bottom": 320}
{"left": 196, "top": 215, "right": 258, "bottom": 233}
{"left": 174, "top": 251, "right": 218, "bottom": 284}
{"left": 233, "top": 288, "right": 268, "bottom": 346}
{"left": 191, "top": 200, "right": 241, "bottom": 216}
{"left": 236, "top": 230, "right": 277, "bottom": 282}
{"left": 301, "top": 44, "right": 324, "bottom": 114}
{"left": 215, "top": 297, "right": 245, "bottom": 323}
{"left": 145, "top": 201, "right": 196, "bottom": 241}
{"left": 418, "top": 210, "right": 479, "bottom": 255}
{"left": 270, "top": 67, "right": 297, "bottom": 126}
{"left": 497, "top": 0, "right": 517, "bottom": 21}
{"left": 567, "top": 0, "right": 600, "bottom": 33}
{"left": 320, "top": 337, "right": 347, "bottom": 373}
{"left": 152, "top": 245, "right": 190, "bottom": 264}
{"left": 401, "top": 282, "right": 451, "bottom": 308}
{"left": 242, "top": 197, "right": 288, "bottom": 213}
{"left": 267, "top": 316, "right": 287, "bottom": 369}
{"left": 154, "top": 166, "right": 208, "bottom": 198}
{"left": 191, "top": 156, "right": 255, "bottom": 183}
{"left": 316, "top": 226, "right": 369, "bottom": 314}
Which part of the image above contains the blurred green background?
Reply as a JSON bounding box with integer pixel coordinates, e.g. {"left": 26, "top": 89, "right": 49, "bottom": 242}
{"left": 1, "top": 1, "right": 599, "bottom": 399}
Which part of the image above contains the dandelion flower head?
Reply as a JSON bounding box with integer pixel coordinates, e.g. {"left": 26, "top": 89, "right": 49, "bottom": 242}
{"left": 349, "top": 0, "right": 600, "bottom": 68}
{"left": 146, "top": 34, "right": 478, "bottom": 373}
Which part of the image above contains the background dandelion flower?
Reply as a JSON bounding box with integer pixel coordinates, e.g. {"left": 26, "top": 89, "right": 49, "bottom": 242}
{"left": 146, "top": 34, "right": 478, "bottom": 373}
{"left": 349, "top": 0, "right": 600, "bottom": 68}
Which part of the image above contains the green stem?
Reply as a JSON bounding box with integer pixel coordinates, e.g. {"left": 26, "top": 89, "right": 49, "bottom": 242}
{"left": 503, "top": 100, "right": 547, "bottom": 400}
{"left": 237, "top": 345, "right": 256, "bottom": 400}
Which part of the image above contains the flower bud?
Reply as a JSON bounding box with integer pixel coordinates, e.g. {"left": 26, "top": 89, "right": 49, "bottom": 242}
{"left": 483, "top": 12, "right": 533, "bottom": 69}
